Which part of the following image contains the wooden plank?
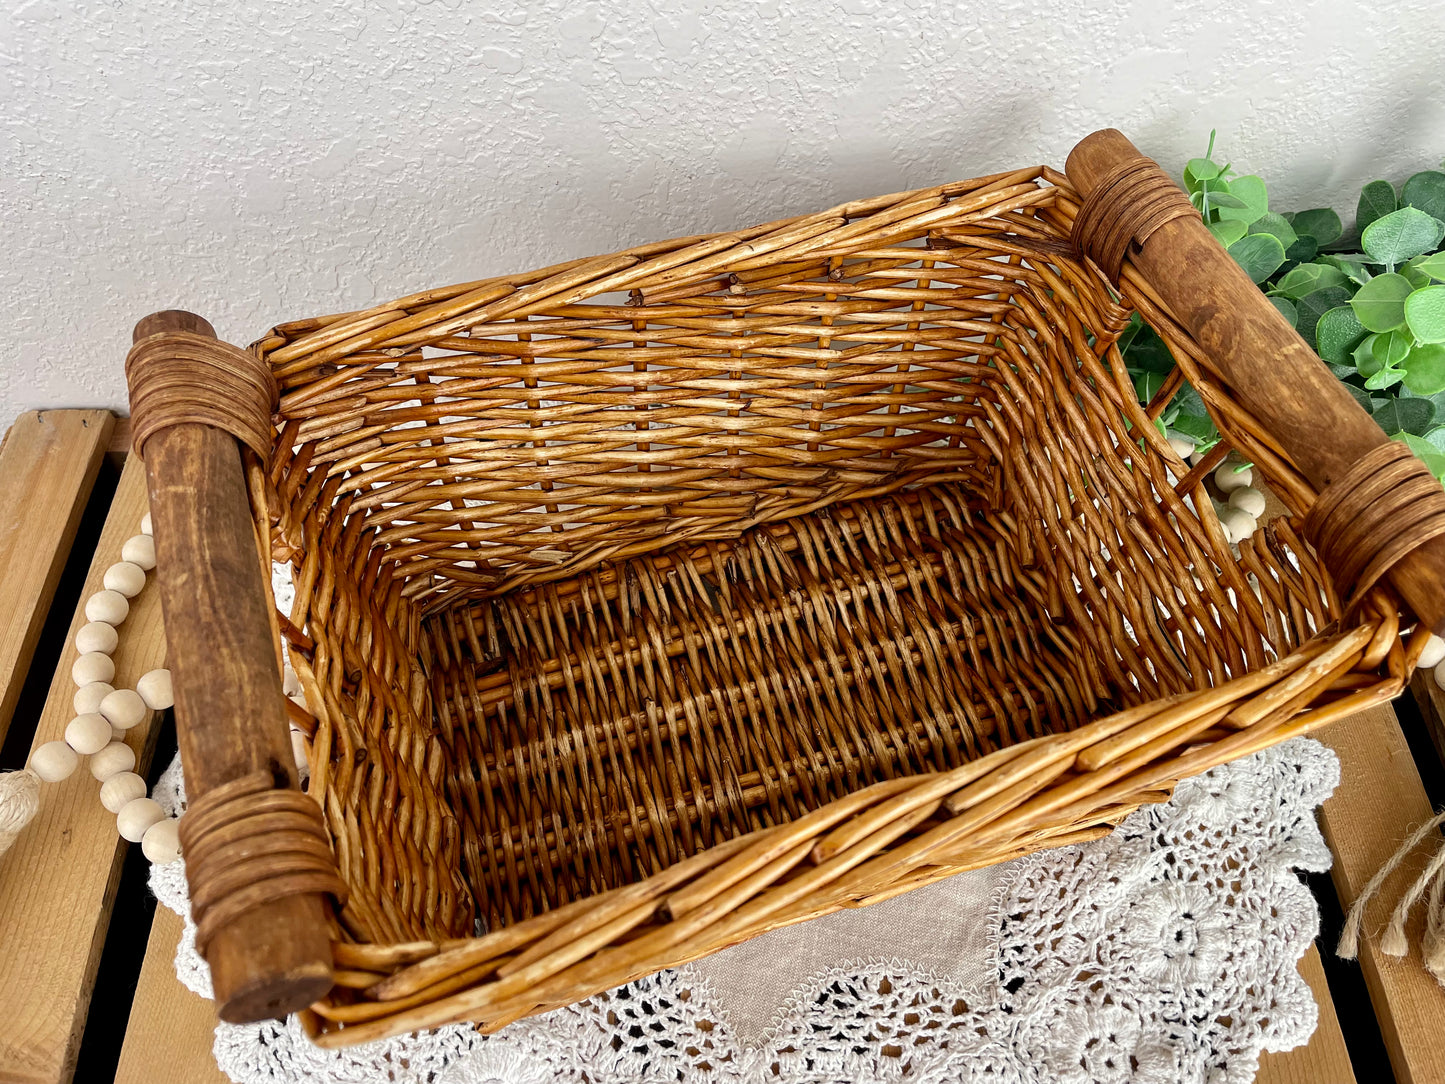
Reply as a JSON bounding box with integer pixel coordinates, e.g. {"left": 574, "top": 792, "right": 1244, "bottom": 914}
{"left": 0, "top": 410, "right": 114, "bottom": 744}
{"left": 106, "top": 416, "right": 132, "bottom": 471}
{"left": 114, "top": 908, "right": 228, "bottom": 1084}
{"left": 1316, "top": 704, "right": 1445, "bottom": 1084}
{"left": 0, "top": 455, "right": 167, "bottom": 1084}
{"left": 1256, "top": 943, "right": 1356, "bottom": 1084}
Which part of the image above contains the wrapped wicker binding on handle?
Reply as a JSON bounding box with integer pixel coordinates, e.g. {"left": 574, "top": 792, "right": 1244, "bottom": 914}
{"left": 126, "top": 128, "right": 1442, "bottom": 1044}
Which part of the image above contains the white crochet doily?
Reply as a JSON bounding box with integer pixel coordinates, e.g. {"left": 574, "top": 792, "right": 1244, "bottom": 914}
{"left": 150, "top": 736, "right": 1339, "bottom": 1084}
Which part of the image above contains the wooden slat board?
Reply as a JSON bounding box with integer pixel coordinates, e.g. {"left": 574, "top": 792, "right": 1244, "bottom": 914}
{"left": 0, "top": 410, "right": 113, "bottom": 744}
{"left": 1256, "top": 943, "right": 1356, "bottom": 1083}
{"left": 114, "top": 908, "right": 228, "bottom": 1084}
{"left": 1316, "top": 704, "right": 1445, "bottom": 1084}
{"left": 0, "top": 454, "right": 167, "bottom": 1084}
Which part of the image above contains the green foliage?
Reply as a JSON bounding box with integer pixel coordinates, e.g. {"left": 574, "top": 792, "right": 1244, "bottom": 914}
{"left": 1351, "top": 273, "right": 1414, "bottom": 331}
{"left": 1121, "top": 133, "right": 1445, "bottom": 482}
{"left": 1361, "top": 207, "right": 1445, "bottom": 270}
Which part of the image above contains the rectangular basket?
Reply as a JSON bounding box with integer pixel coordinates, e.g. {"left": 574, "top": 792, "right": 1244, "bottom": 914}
{"left": 124, "top": 128, "right": 1443, "bottom": 1045}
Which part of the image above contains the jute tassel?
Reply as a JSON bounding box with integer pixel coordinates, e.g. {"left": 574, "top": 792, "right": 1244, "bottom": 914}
{"left": 0, "top": 770, "right": 41, "bottom": 859}
{"left": 1338, "top": 809, "right": 1445, "bottom": 987}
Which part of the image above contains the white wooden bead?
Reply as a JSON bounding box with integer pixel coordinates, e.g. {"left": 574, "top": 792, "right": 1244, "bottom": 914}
{"left": 117, "top": 796, "right": 165, "bottom": 842}
{"left": 1434, "top": 657, "right": 1445, "bottom": 693}
{"left": 1166, "top": 436, "right": 1195, "bottom": 460}
{"left": 64, "top": 712, "right": 112, "bottom": 755}
{"left": 1214, "top": 461, "right": 1254, "bottom": 494}
{"left": 100, "top": 688, "right": 148, "bottom": 730}
{"left": 101, "top": 771, "right": 146, "bottom": 814}
{"left": 1419, "top": 633, "right": 1445, "bottom": 671}
{"left": 74, "top": 621, "right": 118, "bottom": 656}
{"left": 103, "top": 561, "right": 147, "bottom": 598}
{"left": 85, "top": 589, "right": 129, "bottom": 625}
{"left": 29, "top": 740, "right": 79, "bottom": 782}
{"left": 136, "top": 669, "right": 174, "bottom": 711}
{"left": 140, "top": 512, "right": 153, "bottom": 536}
{"left": 282, "top": 666, "right": 302, "bottom": 697}
{"left": 1219, "top": 507, "right": 1257, "bottom": 545}
{"left": 89, "top": 741, "right": 136, "bottom": 781}
{"left": 73, "top": 681, "right": 115, "bottom": 715}
{"left": 121, "top": 533, "right": 156, "bottom": 571}
{"left": 1227, "top": 486, "right": 1267, "bottom": 518}
{"left": 141, "top": 818, "right": 181, "bottom": 864}
{"left": 71, "top": 651, "right": 115, "bottom": 686}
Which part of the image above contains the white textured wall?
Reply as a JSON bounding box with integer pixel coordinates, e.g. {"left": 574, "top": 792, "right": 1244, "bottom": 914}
{"left": 3, "top": 0, "right": 1444, "bottom": 428}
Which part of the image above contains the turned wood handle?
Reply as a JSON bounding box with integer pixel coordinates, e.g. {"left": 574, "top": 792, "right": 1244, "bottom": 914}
{"left": 132, "top": 310, "right": 334, "bottom": 1021}
{"left": 1067, "top": 129, "right": 1445, "bottom": 636}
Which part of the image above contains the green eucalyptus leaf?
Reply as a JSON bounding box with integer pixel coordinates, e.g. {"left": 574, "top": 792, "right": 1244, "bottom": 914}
{"left": 1365, "top": 366, "right": 1406, "bottom": 391}
{"left": 1314, "top": 305, "right": 1369, "bottom": 364}
{"left": 1186, "top": 158, "right": 1221, "bottom": 184}
{"left": 1228, "top": 233, "right": 1287, "bottom": 284}
{"left": 1350, "top": 272, "right": 1415, "bottom": 331}
{"left": 1402, "top": 342, "right": 1445, "bottom": 394}
{"left": 1248, "top": 212, "right": 1298, "bottom": 248}
{"left": 1420, "top": 424, "right": 1445, "bottom": 454}
{"left": 1170, "top": 380, "right": 1211, "bottom": 419}
{"left": 1272, "top": 262, "right": 1348, "bottom": 299}
{"left": 1357, "top": 179, "right": 1398, "bottom": 233}
{"left": 1355, "top": 334, "right": 1383, "bottom": 376}
{"left": 1410, "top": 252, "right": 1445, "bottom": 282}
{"left": 1169, "top": 412, "right": 1220, "bottom": 446}
{"left": 1320, "top": 254, "right": 1374, "bottom": 286}
{"left": 1296, "top": 285, "right": 1354, "bottom": 347}
{"left": 1362, "top": 206, "right": 1445, "bottom": 268}
{"left": 1122, "top": 323, "right": 1176, "bottom": 374}
{"left": 1373, "top": 328, "right": 1413, "bottom": 368}
{"left": 1291, "top": 208, "right": 1344, "bottom": 246}
{"left": 1402, "top": 170, "right": 1445, "bottom": 222}
{"left": 1134, "top": 370, "right": 1169, "bottom": 404}
{"left": 1269, "top": 296, "right": 1298, "bottom": 327}
{"left": 1398, "top": 433, "right": 1445, "bottom": 480}
{"left": 1403, "top": 259, "right": 1434, "bottom": 289}
{"left": 1205, "top": 191, "right": 1249, "bottom": 210}
{"left": 1406, "top": 285, "right": 1445, "bottom": 344}
{"left": 1215, "top": 174, "right": 1269, "bottom": 223}
{"left": 1396, "top": 397, "right": 1439, "bottom": 435}
{"left": 1284, "top": 235, "right": 1319, "bottom": 265}
{"left": 1207, "top": 219, "right": 1248, "bottom": 248}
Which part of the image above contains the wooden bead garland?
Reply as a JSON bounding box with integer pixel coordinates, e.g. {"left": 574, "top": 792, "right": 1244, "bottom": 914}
{"left": 84, "top": 589, "right": 129, "bottom": 625}
{"left": 30, "top": 741, "right": 79, "bottom": 783}
{"left": 64, "top": 713, "right": 112, "bottom": 755}
{"left": 76, "top": 621, "right": 119, "bottom": 655}
{"left": 101, "top": 772, "right": 147, "bottom": 814}
{"left": 122, "top": 534, "right": 156, "bottom": 570}
{"left": 73, "top": 681, "right": 114, "bottom": 715}
{"left": 13, "top": 509, "right": 189, "bottom": 866}
{"left": 90, "top": 741, "right": 136, "bottom": 781}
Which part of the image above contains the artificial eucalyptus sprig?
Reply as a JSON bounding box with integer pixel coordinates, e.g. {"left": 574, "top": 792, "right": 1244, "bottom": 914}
{"left": 1122, "top": 134, "right": 1445, "bottom": 478}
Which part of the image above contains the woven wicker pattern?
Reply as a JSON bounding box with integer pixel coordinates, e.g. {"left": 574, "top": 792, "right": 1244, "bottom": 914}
{"left": 247, "top": 163, "right": 1410, "bottom": 1042}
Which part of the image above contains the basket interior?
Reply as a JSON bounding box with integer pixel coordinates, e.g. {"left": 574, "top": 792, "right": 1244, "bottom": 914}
{"left": 260, "top": 169, "right": 1331, "bottom": 944}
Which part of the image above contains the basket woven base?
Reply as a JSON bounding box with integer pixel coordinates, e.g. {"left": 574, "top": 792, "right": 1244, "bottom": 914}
{"left": 434, "top": 482, "right": 1118, "bottom": 931}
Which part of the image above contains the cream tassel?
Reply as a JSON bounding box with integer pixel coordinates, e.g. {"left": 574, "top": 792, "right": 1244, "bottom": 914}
{"left": 1338, "top": 809, "right": 1445, "bottom": 988}
{"left": 0, "top": 769, "right": 42, "bottom": 858}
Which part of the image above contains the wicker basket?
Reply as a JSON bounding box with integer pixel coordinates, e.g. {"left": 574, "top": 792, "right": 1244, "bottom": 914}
{"left": 124, "top": 129, "right": 1445, "bottom": 1045}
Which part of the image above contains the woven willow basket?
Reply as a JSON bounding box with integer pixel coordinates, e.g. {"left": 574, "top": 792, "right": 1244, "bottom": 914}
{"left": 125, "top": 129, "right": 1445, "bottom": 1044}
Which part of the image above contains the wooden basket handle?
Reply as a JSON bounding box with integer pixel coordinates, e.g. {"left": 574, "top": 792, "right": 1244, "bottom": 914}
{"left": 128, "top": 311, "right": 336, "bottom": 1022}
{"left": 1067, "top": 129, "right": 1445, "bottom": 636}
